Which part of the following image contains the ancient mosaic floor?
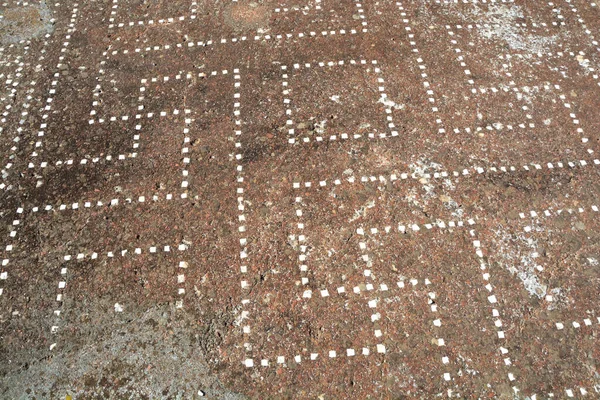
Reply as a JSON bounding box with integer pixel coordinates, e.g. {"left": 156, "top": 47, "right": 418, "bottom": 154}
{"left": 0, "top": 0, "right": 599, "bottom": 398}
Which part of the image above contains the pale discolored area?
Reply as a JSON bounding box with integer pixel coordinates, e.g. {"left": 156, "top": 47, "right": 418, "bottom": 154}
{"left": 0, "top": 2, "right": 54, "bottom": 44}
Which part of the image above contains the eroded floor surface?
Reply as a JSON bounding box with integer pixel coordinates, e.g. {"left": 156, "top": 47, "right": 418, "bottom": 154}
{"left": 0, "top": 0, "right": 599, "bottom": 398}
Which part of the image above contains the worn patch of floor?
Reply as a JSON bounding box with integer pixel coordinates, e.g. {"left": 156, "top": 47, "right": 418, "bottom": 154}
{"left": 0, "top": 0, "right": 599, "bottom": 398}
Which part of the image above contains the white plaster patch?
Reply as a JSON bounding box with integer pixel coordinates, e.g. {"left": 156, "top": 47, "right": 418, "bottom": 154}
{"left": 408, "top": 159, "right": 463, "bottom": 219}
{"left": 493, "top": 225, "right": 548, "bottom": 299}
{"left": 472, "top": 5, "right": 558, "bottom": 54}
{"left": 377, "top": 94, "right": 405, "bottom": 110}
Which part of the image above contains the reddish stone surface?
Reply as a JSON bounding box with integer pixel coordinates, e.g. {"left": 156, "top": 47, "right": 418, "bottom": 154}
{"left": 0, "top": 0, "right": 599, "bottom": 398}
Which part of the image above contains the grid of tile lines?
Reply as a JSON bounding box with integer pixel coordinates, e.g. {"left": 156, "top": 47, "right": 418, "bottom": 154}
{"left": 28, "top": 70, "right": 230, "bottom": 178}
{"left": 443, "top": 24, "right": 592, "bottom": 153}
{"left": 0, "top": 1, "right": 598, "bottom": 396}
{"left": 106, "top": 0, "right": 368, "bottom": 56}
{"left": 244, "top": 175, "right": 478, "bottom": 369}
{"left": 8, "top": 152, "right": 598, "bottom": 221}
{"left": 286, "top": 174, "right": 600, "bottom": 390}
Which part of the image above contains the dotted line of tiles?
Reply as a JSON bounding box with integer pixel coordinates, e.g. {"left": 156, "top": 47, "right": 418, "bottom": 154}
{"left": 547, "top": 1, "right": 568, "bottom": 27}
{"left": 471, "top": 232, "right": 519, "bottom": 393}
{"left": 357, "top": 219, "right": 475, "bottom": 235}
{"left": 25, "top": 192, "right": 186, "bottom": 214}
{"left": 245, "top": 341, "right": 379, "bottom": 368}
{"left": 397, "top": 2, "right": 446, "bottom": 134}
{"left": 301, "top": 280, "right": 379, "bottom": 299}
{"left": 470, "top": 81, "right": 567, "bottom": 98}
{"left": 451, "top": 119, "right": 538, "bottom": 134}
{"left": 228, "top": 70, "right": 253, "bottom": 361}
{"left": 49, "top": 265, "right": 67, "bottom": 349}
{"left": 61, "top": 243, "right": 189, "bottom": 262}
{"left": 180, "top": 115, "right": 193, "bottom": 195}
{"left": 519, "top": 203, "right": 599, "bottom": 232}
{"left": 365, "top": 282, "right": 388, "bottom": 359}
{"left": 0, "top": 40, "right": 31, "bottom": 107}
{"left": 0, "top": 30, "right": 54, "bottom": 190}
{"left": 293, "top": 196, "right": 308, "bottom": 285}
{"left": 281, "top": 59, "right": 397, "bottom": 144}
{"left": 110, "top": 27, "right": 366, "bottom": 56}
{"left": 435, "top": 0, "right": 513, "bottom": 3}
{"left": 89, "top": 109, "right": 189, "bottom": 127}
{"left": 427, "top": 290, "right": 452, "bottom": 381}
{"left": 31, "top": 69, "right": 231, "bottom": 171}
{"left": 458, "top": 19, "right": 565, "bottom": 31}
{"left": 562, "top": 0, "right": 599, "bottom": 51}
{"left": 0, "top": 208, "right": 23, "bottom": 296}
{"left": 292, "top": 158, "right": 600, "bottom": 191}
{"left": 176, "top": 260, "right": 189, "bottom": 309}
{"left": 27, "top": 4, "right": 80, "bottom": 166}
{"left": 109, "top": 0, "right": 198, "bottom": 29}
{"left": 555, "top": 316, "right": 600, "bottom": 331}
{"left": 361, "top": 251, "right": 385, "bottom": 357}
{"left": 0, "top": 85, "right": 36, "bottom": 190}
{"left": 500, "top": 49, "right": 587, "bottom": 59}
{"left": 445, "top": 25, "right": 476, "bottom": 87}
{"left": 88, "top": 48, "right": 110, "bottom": 120}
{"left": 274, "top": 0, "right": 321, "bottom": 12}
{"left": 17, "top": 155, "right": 600, "bottom": 219}
{"left": 88, "top": 108, "right": 186, "bottom": 126}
